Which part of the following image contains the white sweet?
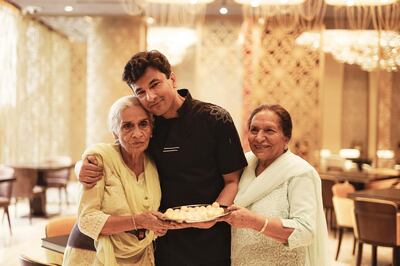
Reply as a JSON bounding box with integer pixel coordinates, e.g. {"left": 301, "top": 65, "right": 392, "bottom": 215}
{"left": 163, "top": 202, "right": 225, "bottom": 222}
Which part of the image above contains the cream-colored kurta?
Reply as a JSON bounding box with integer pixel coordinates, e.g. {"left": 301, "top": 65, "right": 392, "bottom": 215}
{"left": 62, "top": 143, "right": 161, "bottom": 266}
{"left": 232, "top": 151, "right": 330, "bottom": 266}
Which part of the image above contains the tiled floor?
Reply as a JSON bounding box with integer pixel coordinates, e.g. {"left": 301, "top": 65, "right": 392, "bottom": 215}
{"left": 0, "top": 182, "right": 394, "bottom": 266}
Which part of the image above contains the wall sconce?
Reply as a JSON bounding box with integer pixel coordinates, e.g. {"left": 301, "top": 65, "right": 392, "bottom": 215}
{"left": 376, "top": 149, "right": 395, "bottom": 159}
{"left": 339, "top": 148, "right": 361, "bottom": 159}
{"left": 320, "top": 149, "right": 332, "bottom": 158}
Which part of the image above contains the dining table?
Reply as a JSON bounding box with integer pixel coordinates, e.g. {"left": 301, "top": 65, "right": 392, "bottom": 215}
{"left": 319, "top": 168, "right": 400, "bottom": 190}
{"left": 10, "top": 161, "right": 75, "bottom": 217}
{"left": 348, "top": 188, "right": 400, "bottom": 206}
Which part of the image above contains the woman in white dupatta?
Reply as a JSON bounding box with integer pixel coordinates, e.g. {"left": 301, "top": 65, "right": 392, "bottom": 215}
{"left": 63, "top": 96, "right": 170, "bottom": 266}
{"left": 220, "top": 104, "right": 330, "bottom": 266}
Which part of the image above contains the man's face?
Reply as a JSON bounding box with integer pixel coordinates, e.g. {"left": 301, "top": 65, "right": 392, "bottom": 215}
{"left": 131, "top": 67, "right": 177, "bottom": 117}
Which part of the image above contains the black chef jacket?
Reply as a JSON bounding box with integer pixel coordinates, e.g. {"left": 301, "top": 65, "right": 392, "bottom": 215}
{"left": 149, "top": 89, "right": 247, "bottom": 266}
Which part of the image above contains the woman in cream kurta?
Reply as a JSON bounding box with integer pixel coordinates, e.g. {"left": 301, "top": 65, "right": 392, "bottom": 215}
{"left": 220, "top": 104, "right": 330, "bottom": 266}
{"left": 63, "top": 96, "right": 169, "bottom": 266}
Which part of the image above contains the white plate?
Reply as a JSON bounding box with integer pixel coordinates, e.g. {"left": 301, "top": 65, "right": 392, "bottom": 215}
{"left": 162, "top": 204, "right": 231, "bottom": 223}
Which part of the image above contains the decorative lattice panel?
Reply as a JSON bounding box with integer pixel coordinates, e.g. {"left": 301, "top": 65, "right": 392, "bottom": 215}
{"left": 70, "top": 43, "right": 87, "bottom": 161}
{"left": 86, "top": 17, "right": 146, "bottom": 146}
{"left": 243, "top": 20, "right": 323, "bottom": 164}
{"left": 196, "top": 16, "right": 243, "bottom": 137}
{"left": 0, "top": 4, "right": 71, "bottom": 164}
{"left": 392, "top": 72, "right": 400, "bottom": 162}
{"left": 377, "top": 71, "right": 393, "bottom": 150}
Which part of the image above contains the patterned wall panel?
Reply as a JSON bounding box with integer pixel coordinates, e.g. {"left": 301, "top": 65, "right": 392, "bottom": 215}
{"left": 392, "top": 72, "right": 400, "bottom": 162}
{"left": 243, "top": 21, "right": 322, "bottom": 164}
{"left": 196, "top": 16, "right": 244, "bottom": 139}
{"left": 86, "top": 16, "right": 146, "bottom": 146}
{"left": 70, "top": 43, "right": 87, "bottom": 161}
{"left": 377, "top": 71, "right": 392, "bottom": 151}
{"left": 341, "top": 64, "right": 368, "bottom": 156}
{"left": 0, "top": 2, "right": 71, "bottom": 164}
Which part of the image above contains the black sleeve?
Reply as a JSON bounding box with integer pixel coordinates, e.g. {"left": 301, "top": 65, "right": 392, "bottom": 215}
{"left": 213, "top": 108, "right": 248, "bottom": 175}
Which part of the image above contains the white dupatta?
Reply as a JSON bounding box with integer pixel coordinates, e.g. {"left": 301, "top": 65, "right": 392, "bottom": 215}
{"left": 235, "top": 150, "right": 330, "bottom": 266}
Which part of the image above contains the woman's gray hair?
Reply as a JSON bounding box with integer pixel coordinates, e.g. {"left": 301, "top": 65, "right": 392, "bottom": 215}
{"left": 108, "top": 95, "right": 153, "bottom": 135}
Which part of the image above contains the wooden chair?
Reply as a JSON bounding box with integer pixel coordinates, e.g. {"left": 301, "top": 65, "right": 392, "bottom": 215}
{"left": 332, "top": 182, "right": 356, "bottom": 260}
{"left": 354, "top": 197, "right": 400, "bottom": 266}
{"left": 42, "top": 156, "right": 72, "bottom": 207}
{"left": 45, "top": 215, "right": 76, "bottom": 237}
{"left": 321, "top": 177, "right": 336, "bottom": 233}
{"left": 19, "top": 255, "right": 49, "bottom": 266}
{"left": 12, "top": 168, "right": 44, "bottom": 224}
{"left": 0, "top": 165, "right": 15, "bottom": 235}
{"left": 43, "top": 215, "right": 77, "bottom": 265}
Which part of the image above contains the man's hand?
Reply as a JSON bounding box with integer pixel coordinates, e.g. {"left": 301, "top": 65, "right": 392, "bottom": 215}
{"left": 79, "top": 155, "right": 103, "bottom": 189}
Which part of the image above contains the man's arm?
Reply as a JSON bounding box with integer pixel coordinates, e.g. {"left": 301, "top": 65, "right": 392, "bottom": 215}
{"left": 78, "top": 155, "right": 104, "bottom": 188}
{"left": 216, "top": 169, "right": 242, "bottom": 206}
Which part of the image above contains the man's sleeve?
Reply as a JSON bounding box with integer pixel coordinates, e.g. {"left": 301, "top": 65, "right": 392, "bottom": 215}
{"left": 213, "top": 109, "right": 248, "bottom": 175}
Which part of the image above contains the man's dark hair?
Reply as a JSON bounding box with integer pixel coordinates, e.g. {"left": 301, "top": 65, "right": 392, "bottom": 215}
{"left": 247, "top": 104, "right": 292, "bottom": 140}
{"left": 122, "top": 50, "right": 171, "bottom": 88}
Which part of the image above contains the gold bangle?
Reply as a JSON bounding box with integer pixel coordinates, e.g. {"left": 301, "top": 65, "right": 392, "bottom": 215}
{"left": 131, "top": 215, "right": 137, "bottom": 230}
{"left": 259, "top": 217, "right": 269, "bottom": 234}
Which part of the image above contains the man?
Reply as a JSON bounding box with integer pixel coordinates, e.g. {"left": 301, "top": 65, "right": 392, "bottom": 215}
{"left": 79, "top": 50, "right": 247, "bottom": 266}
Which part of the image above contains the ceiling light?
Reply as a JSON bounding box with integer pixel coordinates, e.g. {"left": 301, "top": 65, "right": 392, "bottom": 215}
{"left": 23, "top": 5, "right": 42, "bottom": 15}
{"left": 147, "top": 27, "right": 197, "bottom": 66}
{"left": 296, "top": 30, "right": 400, "bottom": 72}
{"left": 219, "top": 6, "right": 228, "bottom": 14}
{"left": 235, "top": 0, "right": 305, "bottom": 6}
{"left": 64, "top": 6, "right": 74, "bottom": 12}
{"left": 146, "top": 17, "right": 155, "bottom": 25}
{"left": 325, "top": 0, "right": 397, "bottom": 6}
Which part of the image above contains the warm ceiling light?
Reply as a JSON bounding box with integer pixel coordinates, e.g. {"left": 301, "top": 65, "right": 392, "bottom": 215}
{"left": 234, "top": 0, "right": 305, "bottom": 6}
{"left": 147, "top": 0, "right": 214, "bottom": 3}
{"left": 296, "top": 30, "right": 400, "bottom": 72}
{"left": 64, "top": 6, "right": 74, "bottom": 12}
{"left": 147, "top": 27, "right": 197, "bottom": 66}
{"left": 146, "top": 17, "right": 155, "bottom": 25}
{"left": 219, "top": 6, "right": 228, "bottom": 14}
{"left": 325, "top": 0, "right": 397, "bottom": 6}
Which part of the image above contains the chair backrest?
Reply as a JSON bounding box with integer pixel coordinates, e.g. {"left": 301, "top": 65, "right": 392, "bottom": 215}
{"left": 332, "top": 196, "right": 354, "bottom": 228}
{"left": 332, "top": 181, "right": 355, "bottom": 198}
{"left": 0, "top": 165, "right": 15, "bottom": 199}
{"left": 45, "top": 215, "right": 77, "bottom": 237}
{"left": 42, "top": 156, "right": 72, "bottom": 166}
{"left": 11, "top": 168, "right": 37, "bottom": 199}
{"left": 19, "top": 255, "right": 48, "bottom": 266}
{"left": 321, "top": 178, "right": 336, "bottom": 209}
{"left": 354, "top": 197, "right": 399, "bottom": 246}
{"left": 0, "top": 165, "right": 14, "bottom": 178}
{"left": 42, "top": 156, "right": 72, "bottom": 183}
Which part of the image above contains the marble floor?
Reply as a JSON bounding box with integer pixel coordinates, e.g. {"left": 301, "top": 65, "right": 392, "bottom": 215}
{"left": 0, "top": 182, "right": 394, "bottom": 266}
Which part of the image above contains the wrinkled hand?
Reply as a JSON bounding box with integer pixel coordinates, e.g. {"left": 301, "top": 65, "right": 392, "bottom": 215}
{"left": 79, "top": 155, "right": 103, "bottom": 189}
{"left": 217, "top": 205, "right": 255, "bottom": 229}
{"left": 135, "top": 211, "right": 171, "bottom": 233}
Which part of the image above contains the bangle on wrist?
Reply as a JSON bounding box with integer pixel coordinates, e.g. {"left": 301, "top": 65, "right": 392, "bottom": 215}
{"left": 259, "top": 217, "right": 269, "bottom": 234}
{"left": 131, "top": 215, "right": 137, "bottom": 230}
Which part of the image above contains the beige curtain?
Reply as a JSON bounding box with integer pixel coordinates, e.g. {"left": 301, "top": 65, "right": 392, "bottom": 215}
{"left": 0, "top": 2, "right": 71, "bottom": 164}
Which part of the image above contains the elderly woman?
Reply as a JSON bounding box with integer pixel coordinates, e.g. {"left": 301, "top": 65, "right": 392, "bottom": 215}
{"left": 220, "top": 104, "right": 329, "bottom": 266}
{"left": 62, "top": 95, "right": 169, "bottom": 266}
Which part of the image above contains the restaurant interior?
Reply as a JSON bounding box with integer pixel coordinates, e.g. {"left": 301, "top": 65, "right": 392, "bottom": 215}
{"left": 0, "top": 0, "right": 399, "bottom": 265}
